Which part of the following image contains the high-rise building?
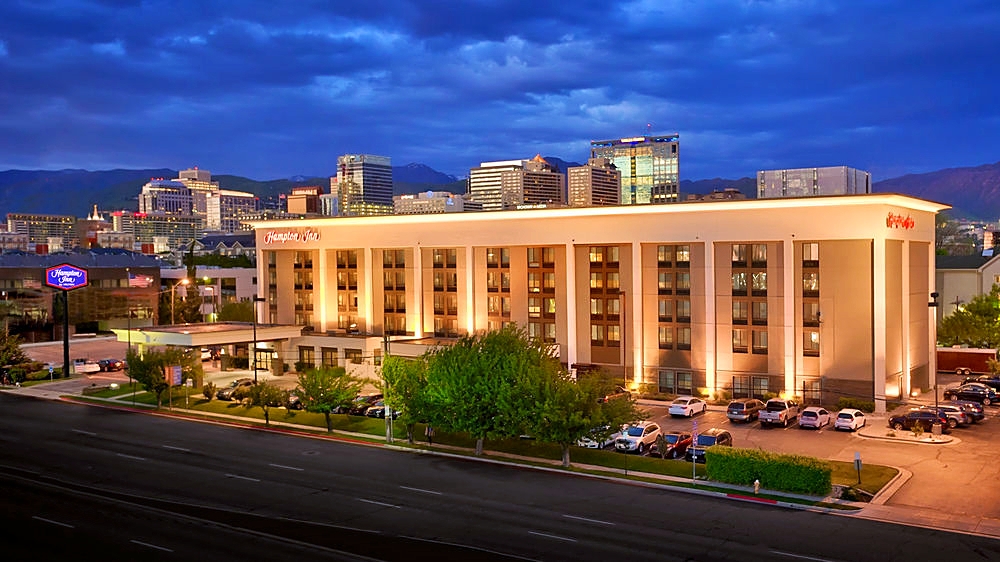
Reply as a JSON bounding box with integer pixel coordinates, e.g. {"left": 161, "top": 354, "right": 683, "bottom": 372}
{"left": 568, "top": 157, "right": 621, "bottom": 207}
{"left": 286, "top": 186, "right": 325, "bottom": 215}
{"left": 500, "top": 155, "right": 565, "bottom": 209}
{"left": 139, "top": 179, "right": 192, "bottom": 214}
{"left": 335, "top": 154, "right": 393, "bottom": 216}
{"left": 590, "top": 134, "right": 680, "bottom": 205}
{"left": 468, "top": 160, "right": 527, "bottom": 211}
{"left": 394, "top": 191, "right": 468, "bottom": 215}
{"left": 176, "top": 167, "right": 220, "bottom": 214}
{"left": 6, "top": 213, "right": 76, "bottom": 251}
{"left": 111, "top": 211, "right": 202, "bottom": 254}
{"left": 757, "top": 166, "right": 871, "bottom": 199}
{"left": 205, "top": 190, "right": 259, "bottom": 232}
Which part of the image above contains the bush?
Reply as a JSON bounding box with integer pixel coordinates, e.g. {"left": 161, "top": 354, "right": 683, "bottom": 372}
{"left": 836, "top": 397, "right": 875, "bottom": 413}
{"left": 294, "top": 361, "right": 313, "bottom": 373}
{"left": 705, "top": 447, "right": 832, "bottom": 496}
{"left": 203, "top": 382, "right": 216, "bottom": 400}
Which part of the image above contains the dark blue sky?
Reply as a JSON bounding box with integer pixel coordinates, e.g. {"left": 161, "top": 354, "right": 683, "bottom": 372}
{"left": 0, "top": 0, "right": 997, "bottom": 181}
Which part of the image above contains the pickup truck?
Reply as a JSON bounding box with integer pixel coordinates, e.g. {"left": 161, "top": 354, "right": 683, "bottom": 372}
{"left": 758, "top": 399, "right": 800, "bottom": 427}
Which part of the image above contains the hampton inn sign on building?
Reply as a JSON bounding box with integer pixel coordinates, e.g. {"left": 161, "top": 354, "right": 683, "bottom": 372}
{"left": 252, "top": 193, "right": 945, "bottom": 413}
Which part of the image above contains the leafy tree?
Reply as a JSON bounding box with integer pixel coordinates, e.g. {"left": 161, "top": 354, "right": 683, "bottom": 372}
{"left": 937, "top": 285, "right": 1000, "bottom": 348}
{"left": 381, "top": 355, "right": 430, "bottom": 444}
{"left": 125, "top": 347, "right": 199, "bottom": 407}
{"left": 158, "top": 289, "right": 203, "bottom": 324}
{"left": 244, "top": 380, "right": 286, "bottom": 426}
{"left": 936, "top": 213, "right": 977, "bottom": 256}
{"left": 295, "top": 367, "right": 364, "bottom": 432}
{"left": 0, "top": 328, "right": 30, "bottom": 368}
{"left": 217, "top": 300, "right": 254, "bottom": 322}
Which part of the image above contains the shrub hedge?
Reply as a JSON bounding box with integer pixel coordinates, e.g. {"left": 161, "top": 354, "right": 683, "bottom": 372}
{"left": 836, "top": 397, "right": 876, "bottom": 413}
{"left": 704, "top": 446, "right": 832, "bottom": 496}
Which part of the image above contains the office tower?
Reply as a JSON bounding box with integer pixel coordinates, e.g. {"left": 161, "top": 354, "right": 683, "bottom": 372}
{"left": 394, "top": 191, "right": 468, "bottom": 214}
{"left": 757, "top": 166, "right": 871, "bottom": 198}
{"left": 139, "top": 179, "right": 192, "bottom": 214}
{"left": 468, "top": 160, "right": 527, "bottom": 211}
{"left": 590, "top": 134, "right": 680, "bottom": 205}
{"left": 286, "top": 186, "right": 325, "bottom": 215}
{"left": 335, "top": 154, "right": 394, "bottom": 216}
{"left": 175, "top": 167, "right": 221, "bottom": 214}
{"left": 205, "top": 190, "right": 259, "bottom": 232}
{"left": 500, "top": 155, "right": 565, "bottom": 209}
{"left": 568, "top": 157, "right": 621, "bottom": 207}
{"left": 6, "top": 213, "right": 76, "bottom": 251}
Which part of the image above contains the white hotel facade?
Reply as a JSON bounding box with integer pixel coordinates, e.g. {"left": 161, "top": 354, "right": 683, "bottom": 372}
{"left": 252, "top": 193, "right": 945, "bottom": 413}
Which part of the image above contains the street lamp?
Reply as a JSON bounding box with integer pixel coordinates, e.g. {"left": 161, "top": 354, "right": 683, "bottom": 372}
{"left": 170, "top": 278, "right": 190, "bottom": 324}
{"left": 251, "top": 296, "right": 266, "bottom": 383}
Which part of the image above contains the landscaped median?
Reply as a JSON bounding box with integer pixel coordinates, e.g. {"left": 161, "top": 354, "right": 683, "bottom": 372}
{"left": 70, "top": 383, "right": 897, "bottom": 507}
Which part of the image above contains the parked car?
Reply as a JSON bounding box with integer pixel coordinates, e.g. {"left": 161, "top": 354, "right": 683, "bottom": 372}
{"left": 758, "top": 398, "right": 800, "bottom": 427}
{"left": 948, "top": 400, "right": 985, "bottom": 423}
{"left": 614, "top": 421, "right": 661, "bottom": 454}
{"left": 597, "top": 385, "right": 632, "bottom": 403}
{"left": 961, "top": 375, "right": 1000, "bottom": 391}
{"left": 365, "top": 400, "right": 400, "bottom": 419}
{"left": 342, "top": 393, "right": 383, "bottom": 415}
{"left": 217, "top": 378, "right": 255, "bottom": 401}
{"left": 726, "top": 398, "right": 764, "bottom": 423}
{"left": 918, "top": 405, "right": 969, "bottom": 429}
{"left": 943, "top": 383, "right": 996, "bottom": 405}
{"left": 834, "top": 408, "right": 867, "bottom": 431}
{"left": 285, "top": 391, "right": 303, "bottom": 410}
{"left": 73, "top": 358, "right": 101, "bottom": 374}
{"left": 669, "top": 396, "right": 707, "bottom": 417}
{"left": 654, "top": 430, "right": 692, "bottom": 459}
{"left": 577, "top": 424, "right": 625, "bottom": 449}
{"left": 798, "top": 406, "right": 831, "bottom": 429}
{"left": 684, "top": 428, "right": 733, "bottom": 463}
{"left": 98, "top": 358, "right": 124, "bottom": 372}
{"left": 888, "top": 409, "right": 950, "bottom": 433}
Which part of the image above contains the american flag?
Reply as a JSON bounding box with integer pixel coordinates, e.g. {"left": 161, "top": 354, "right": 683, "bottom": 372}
{"left": 128, "top": 272, "right": 152, "bottom": 288}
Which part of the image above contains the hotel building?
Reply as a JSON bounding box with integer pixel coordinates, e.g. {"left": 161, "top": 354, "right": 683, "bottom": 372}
{"left": 252, "top": 194, "right": 944, "bottom": 413}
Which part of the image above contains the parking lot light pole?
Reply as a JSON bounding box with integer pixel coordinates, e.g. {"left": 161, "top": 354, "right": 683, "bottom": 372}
{"left": 171, "top": 278, "right": 190, "bottom": 324}
{"left": 251, "top": 296, "right": 266, "bottom": 383}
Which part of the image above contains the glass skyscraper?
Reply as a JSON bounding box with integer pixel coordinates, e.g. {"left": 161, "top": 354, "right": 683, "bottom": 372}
{"left": 590, "top": 134, "right": 679, "bottom": 204}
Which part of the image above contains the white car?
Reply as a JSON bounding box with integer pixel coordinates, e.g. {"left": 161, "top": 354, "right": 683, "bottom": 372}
{"left": 614, "top": 422, "right": 661, "bottom": 454}
{"left": 577, "top": 424, "right": 625, "bottom": 449}
{"left": 834, "top": 408, "right": 867, "bottom": 431}
{"left": 798, "top": 406, "right": 831, "bottom": 429}
{"left": 73, "top": 359, "right": 101, "bottom": 374}
{"left": 669, "top": 396, "right": 707, "bottom": 417}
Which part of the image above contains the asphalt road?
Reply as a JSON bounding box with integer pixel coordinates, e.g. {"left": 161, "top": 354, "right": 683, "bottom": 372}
{"left": 1, "top": 394, "right": 998, "bottom": 561}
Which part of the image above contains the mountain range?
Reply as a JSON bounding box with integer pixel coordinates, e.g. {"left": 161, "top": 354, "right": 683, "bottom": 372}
{"left": 1, "top": 160, "right": 998, "bottom": 220}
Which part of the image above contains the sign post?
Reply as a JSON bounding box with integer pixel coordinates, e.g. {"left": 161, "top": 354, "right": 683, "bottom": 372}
{"left": 692, "top": 419, "right": 699, "bottom": 483}
{"left": 44, "top": 264, "right": 88, "bottom": 380}
{"left": 854, "top": 452, "right": 862, "bottom": 484}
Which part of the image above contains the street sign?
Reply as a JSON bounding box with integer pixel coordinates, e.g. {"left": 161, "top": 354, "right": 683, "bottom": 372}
{"left": 854, "top": 451, "right": 862, "bottom": 484}
{"left": 45, "top": 263, "right": 88, "bottom": 291}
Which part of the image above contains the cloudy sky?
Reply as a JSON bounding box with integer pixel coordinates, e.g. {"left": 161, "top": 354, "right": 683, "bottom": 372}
{"left": 0, "top": 0, "right": 997, "bottom": 181}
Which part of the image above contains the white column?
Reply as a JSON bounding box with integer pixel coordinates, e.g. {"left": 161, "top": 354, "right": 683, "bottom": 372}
{"left": 363, "top": 247, "right": 374, "bottom": 333}
{"left": 564, "top": 242, "right": 577, "bottom": 368}
{"left": 928, "top": 241, "right": 938, "bottom": 392}
{"left": 703, "top": 241, "right": 717, "bottom": 396}
{"left": 783, "top": 240, "right": 795, "bottom": 396}
{"left": 465, "top": 245, "right": 475, "bottom": 334}
{"left": 412, "top": 246, "right": 423, "bottom": 338}
{"left": 873, "top": 237, "right": 887, "bottom": 414}
{"left": 317, "top": 249, "right": 328, "bottom": 332}
{"left": 901, "top": 240, "right": 910, "bottom": 399}
{"left": 631, "top": 242, "right": 643, "bottom": 387}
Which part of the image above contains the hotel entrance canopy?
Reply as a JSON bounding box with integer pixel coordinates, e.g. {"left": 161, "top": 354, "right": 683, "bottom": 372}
{"left": 111, "top": 322, "right": 303, "bottom": 348}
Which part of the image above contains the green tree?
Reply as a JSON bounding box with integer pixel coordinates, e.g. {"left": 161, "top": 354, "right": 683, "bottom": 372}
{"left": 125, "top": 347, "right": 200, "bottom": 408}
{"left": 936, "top": 213, "right": 977, "bottom": 256}
{"left": 0, "top": 328, "right": 30, "bottom": 368}
{"left": 244, "top": 380, "right": 286, "bottom": 426}
{"left": 937, "top": 285, "right": 1000, "bottom": 347}
{"left": 217, "top": 300, "right": 254, "bottom": 322}
{"left": 158, "top": 290, "right": 203, "bottom": 324}
{"left": 295, "top": 367, "right": 364, "bottom": 432}
{"left": 381, "top": 355, "right": 429, "bottom": 444}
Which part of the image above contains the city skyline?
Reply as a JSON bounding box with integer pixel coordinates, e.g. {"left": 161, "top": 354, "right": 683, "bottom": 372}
{"left": 0, "top": 1, "right": 997, "bottom": 182}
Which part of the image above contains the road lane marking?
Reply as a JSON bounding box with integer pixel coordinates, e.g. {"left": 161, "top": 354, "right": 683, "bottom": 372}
{"left": 162, "top": 445, "right": 190, "bottom": 452}
{"left": 562, "top": 514, "right": 614, "bottom": 525}
{"left": 357, "top": 498, "right": 400, "bottom": 508}
{"left": 116, "top": 453, "right": 146, "bottom": 461}
{"left": 529, "top": 531, "right": 577, "bottom": 542}
{"left": 399, "top": 485, "right": 442, "bottom": 495}
{"left": 269, "top": 463, "right": 304, "bottom": 471}
{"left": 131, "top": 539, "right": 173, "bottom": 552}
{"left": 72, "top": 429, "right": 96, "bottom": 436}
{"left": 770, "top": 550, "right": 835, "bottom": 562}
{"left": 32, "top": 516, "right": 74, "bottom": 528}
{"left": 225, "top": 473, "right": 260, "bottom": 482}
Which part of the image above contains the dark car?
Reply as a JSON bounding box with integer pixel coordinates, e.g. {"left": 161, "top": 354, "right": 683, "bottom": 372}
{"left": 726, "top": 398, "right": 764, "bottom": 423}
{"left": 597, "top": 385, "right": 632, "bottom": 403}
{"left": 365, "top": 400, "right": 400, "bottom": 419}
{"left": 888, "top": 409, "right": 950, "bottom": 432}
{"left": 217, "top": 378, "right": 255, "bottom": 401}
{"left": 684, "top": 428, "right": 733, "bottom": 463}
{"left": 341, "top": 393, "right": 383, "bottom": 415}
{"left": 943, "top": 383, "right": 996, "bottom": 405}
{"left": 285, "top": 391, "right": 303, "bottom": 410}
{"left": 962, "top": 375, "right": 1000, "bottom": 391}
{"left": 98, "top": 358, "right": 124, "bottom": 372}
{"left": 917, "top": 405, "right": 969, "bottom": 429}
{"left": 654, "top": 430, "right": 692, "bottom": 459}
{"left": 948, "top": 400, "right": 985, "bottom": 422}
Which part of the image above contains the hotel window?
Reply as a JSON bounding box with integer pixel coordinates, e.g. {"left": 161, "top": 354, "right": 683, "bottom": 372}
{"left": 607, "top": 296, "right": 621, "bottom": 318}
{"left": 499, "top": 297, "right": 510, "bottom": 314}
{"left": 607, "top": 325, "right": 620, "bottom": 346}
{"left": 803, "top": 272, "right": 819, "bottom": 296}
{"left": 528, "top": 297, "right": 541, "bottom": 318}
{"left": 606, "top": 246, "right": 620, "bottom": 265}
{"left": 591, "top": 324, "right": 605, "bottom": 345}
{"left": 751, "top": 376, "right": 769, "bottom": 399}
{"left": 543, "top": 272, "right": 556, "bottom": 292}
{"left": 542, "top": 247, "right": 555, "bottom": 266}
{"left": 803, "top": 380, "right": 822, "bottom": 403}
{"left": 677, "top": 371, "right": 693, "bottom": 394}
{"left": 732, "top": 301, "right": 748, "bottom": 324}
{"left": 589, "top": 246, "right": 604, "bottom": 264}
{"left": 395, "top": 271, "right": 405, "bottom": 289}
{"left": 732, "top": 376, "right": 749, "bottom": 398}
{"left": 658, "top": 370, "right": 675, "bottom": 393}
{"left": 501, "top": 271, "right": 510, "bottom": 291}
{"left": 544, "top": 323, "right": 556, "bottom": 343}
{"left": 657, "top": 245, "right": 673, "bottom": 266}
{"left": 752, "top": 244, "right": 767, "bottom": 267}
{"left": 804, "top": 330, "right": 820, "bottom": 357}
{"left": 751, "top": 272, "right": 767, "bottom": 295}
{"left": 676, "top": 272, "right": 691, "bottom": 294}
{"left": 446, "top": 294, "right": 458, "bottom": 315}
{"left": 433, "top": 271, "right": 445, "bottom": 291}
{"left": 528, "top": 272, "right": 541, "bottom": 293}
{"left": 803, "top": 302, "right": 820, "bottom": 326}
{"left": 676, "top": 299, "right": 691, "bottom": 322}
{"left": 487, "top": 271, "right": 500, "bottom": 291}
{"left": 321, "top": 347, "right": 338, "bottom": 368}
{"left": 488, "top": 296, "right": 501, "bottom": 314}
{"left": 527, "top": 247, "right": 541, "bottom": 267}
{"left": 732, "top": 272, "right": 747, "bottom": 295}
{"left": 590, "top": 298, "right": 603, "bottom": 318}
{"left": 606, "top": 272, "right": 620, "bottom": 291}
{"left": 752, "top": 301, "right": 768, "bottom": 325}
{"left": 677, "top": 327, "right": 691, "bottom": 350}
{"left": 803, "top": 243, "right": 819, "bottom": 267}
{"left": 382, "top": 250, "right": 393, "bottom": 268}
{"left": 487, "top": 248, "right": 500, "bottom": 267}
{"left": 543, "top": 297, "right": 556, "bottom": 316}
{"left": 732, "top": 244, "right": 748, "bottom": 266}
{"left": 433, "top": 293, "right": 445, "bottom": 314}
{"left": 298, "top": 346, "right": 315, "bottom": 368}
{"left": 658, "top": 298, "right": 673, "bottom": 321}
{"left": 676, "top": 245, "right": 691, "bottom": 266}
{"left": 658, "top": 272, "right": 673, "bottom": 293}
{"left": 732, "top": 328, "right": 748, "bottom": 353}
{"left": 395, "top": 249, "right": 405, "bottom": 266}
{"left": 752, "top": 330, "right": 768, "bottom": 354}
{"left": 658, "top": 326, "right": 673, "bottom": 349}
{"left": 590, "top": 272, "right": 603, "bottom": 290}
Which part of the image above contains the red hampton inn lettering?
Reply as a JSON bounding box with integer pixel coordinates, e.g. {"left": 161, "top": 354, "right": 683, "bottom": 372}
{"left": 886, "top": 213, "right": 915, "bottom": 230}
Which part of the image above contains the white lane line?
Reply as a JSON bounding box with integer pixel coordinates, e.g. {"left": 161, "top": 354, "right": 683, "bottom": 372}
{"left": 225, "top": 473, "right": 260, "bottom": 482}
{"left": 32, "top": 516, "right": 74, "bottom": 528}
{"left": 357, "top": 498, "right": 400, "bottom": 508}
{"left": 72, "top": 429, "right": 96, "bottom": 436}
{"left": 770, "top": 550, "right": 835, "bottom": 562}
{"left": 399, "top": 485, "right": 442, "bottom": 495}
{"left": 116, "top": 453, "right": 146, "bottom": 461}
{"left": 268, "top": 463, "right": 304, "bottom": 471}
{"left": 528, "top": 530, "right": 577, "bottom": 543}
{"left": 162, "top": 445, "right": 190, "bottom": 452}
{"left": 562, "top": 514, "right": 614, "bottom": 526}
{"left": 130, "top": 539, "right": 174, "bottom": 552}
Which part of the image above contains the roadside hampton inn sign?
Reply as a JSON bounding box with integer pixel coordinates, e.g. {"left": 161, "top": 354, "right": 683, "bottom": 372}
{"left": 45, "top": 263, "right": 88, "bottom": 291}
